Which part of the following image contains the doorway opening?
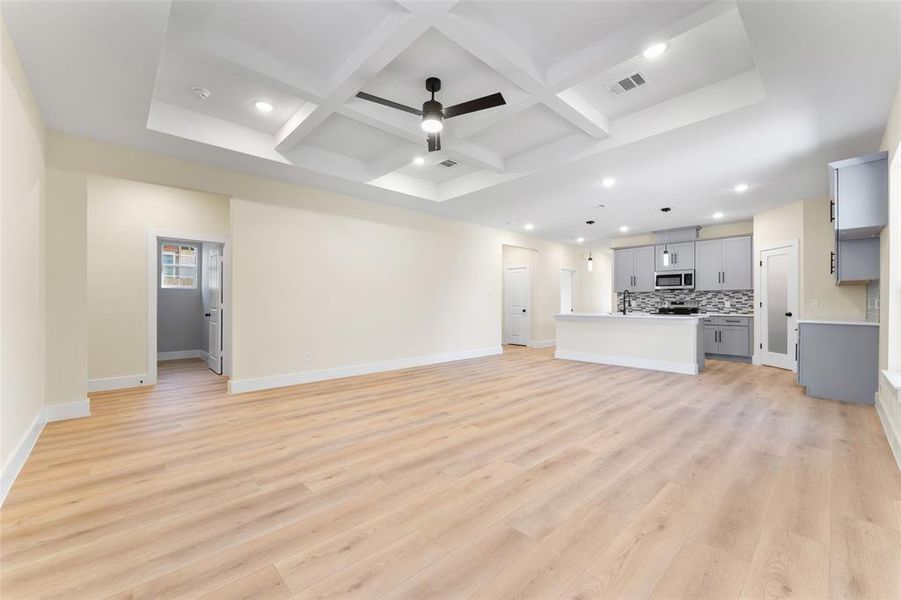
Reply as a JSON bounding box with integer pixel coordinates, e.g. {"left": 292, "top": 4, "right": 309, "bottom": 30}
{"left": 148, "top": 231, "right": 230, "bottom": 384}
{"left": 756, "top": 239, "right": 799, "bottom": 370}
{"left": 560, "top": 268, "right": 575, "bottom": 314}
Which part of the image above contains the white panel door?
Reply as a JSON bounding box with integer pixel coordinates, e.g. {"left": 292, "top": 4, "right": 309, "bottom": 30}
{"left": 505, "top": 266, "right": 530, "bottom": 346}
{"left": 758, "top": 243, "right": 798, "bottom": 370}
{"left": 207, "top": 248, "right": 223, "bottom": 374}
{"left": 560, "top": 269, "right": 574, "bottom": 314}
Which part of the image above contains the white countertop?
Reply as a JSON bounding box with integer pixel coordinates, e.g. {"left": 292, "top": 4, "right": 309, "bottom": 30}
{"left": 797, "top": 319, "right": 879, "bottom": 326}
{"left": 705, "top": 313, "right": 754, "bottom": 318}
{"left": 555, "top": 312, "right": 703, "bottom": 322}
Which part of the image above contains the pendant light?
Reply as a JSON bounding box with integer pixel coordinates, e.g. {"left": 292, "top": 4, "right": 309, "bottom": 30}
{"left": 660, "top": 207, "right": 672, "bottom": 267}
{"left": 585, "top": 220, "right": 595, "bottom": 271}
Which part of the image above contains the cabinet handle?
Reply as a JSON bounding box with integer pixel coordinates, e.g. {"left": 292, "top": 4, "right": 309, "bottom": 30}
{"left": 829, "top": 200, "right": 835, "bottom": 223}
{"left": 830, "top": 251, "right": 835, "bottom": 275}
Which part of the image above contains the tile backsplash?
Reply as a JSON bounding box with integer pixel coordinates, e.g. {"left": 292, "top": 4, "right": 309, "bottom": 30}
{"left": 866, "top": 280, "right": 880, "bottom": 322}
{"left": 616, "top": 289, "right": 754, "bottom": 314}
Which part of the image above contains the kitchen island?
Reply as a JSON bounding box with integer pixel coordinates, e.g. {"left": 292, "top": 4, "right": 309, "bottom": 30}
{"left": 555, "top": 313, "right": 705, "bottom": 374}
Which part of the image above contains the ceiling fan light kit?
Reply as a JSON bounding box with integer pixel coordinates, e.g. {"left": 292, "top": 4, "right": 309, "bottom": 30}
{"left": 356, "top": 76, "right": 506, "bottom": 153}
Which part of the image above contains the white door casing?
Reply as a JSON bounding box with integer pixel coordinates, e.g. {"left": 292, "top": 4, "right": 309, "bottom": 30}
{"left": 207, "top": 247, "right": 223, "bottom": 374}
{"left": 757, "top": 240, "right": 799, "bottom": 370}
{"left": 504, "top": 265, "right": 531, "bottom": 346}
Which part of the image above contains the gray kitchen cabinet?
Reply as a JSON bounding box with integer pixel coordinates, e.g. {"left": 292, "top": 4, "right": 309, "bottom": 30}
{"left": 798, "top": 322, "right": 878, "bottom": 404}
{"left": 835, "top": 237, "right": 880, "bottom": 283}
{"left": 613, "top": 246, "right": 655, "bottom": 292}
{"left": 613, "top": 249, "right": 633, "bottom": 292}
{"left": 694, "top": 239, "right": 722, "bottom": 291}
{"left": 702, "top": 316, "right": 753, "bottom": 357}
{"left": 718, "top": 326, "right": 750, "bottom": 357}
{"left": 633, "top": 245, "right": 656, "bottom": 292}
{"left": 654, "top": 242, "right": 694, "bottom": 271}
{"left": 694, "top": 236, "right": 752, "bottom": 291}
{"left": 830, "top": 152, "right": 888, "bottom": 239}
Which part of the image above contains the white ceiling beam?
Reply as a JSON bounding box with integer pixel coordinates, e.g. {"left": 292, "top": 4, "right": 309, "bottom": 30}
{"left": 366, "top": 145, "right": 425, "bottom": 180}
{"left": 274, "top": 4, "right": 460, "bottom": 153}
{"left": 434, "top": 11, "right": 610, "bottom": 140}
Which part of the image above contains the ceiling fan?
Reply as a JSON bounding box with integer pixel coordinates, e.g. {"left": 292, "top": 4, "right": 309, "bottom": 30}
{"left": 355, "top": 77, "right": 506, "bottom": 152}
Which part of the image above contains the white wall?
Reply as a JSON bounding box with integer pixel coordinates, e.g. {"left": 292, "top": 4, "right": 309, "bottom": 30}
{"left": 1, "top": 19, "right": 46, "bottom": 497}
{"left": 44, "top": 134, "right": 599, "bottom": 394}
{"left": 85, "top": 175, "right": 229, "bottom": 380}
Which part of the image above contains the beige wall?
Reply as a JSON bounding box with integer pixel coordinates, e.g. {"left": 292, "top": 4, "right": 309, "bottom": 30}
{"left": 879, "top": 77, "right": 901, "bottom": 374}
{"left": 44, "top": 134, "right": 596, "bottom": 391}
{"left": 45, "top": 169, "right": 87, "bottom": 405}
{"left": 1, "top": 21, "right": 46, "bottom": 476}
{"left": 752, "top": 198, "right": 867, "bottom": 321}
{"left": 85, "top": 176, "right": 229, "bottom": 379}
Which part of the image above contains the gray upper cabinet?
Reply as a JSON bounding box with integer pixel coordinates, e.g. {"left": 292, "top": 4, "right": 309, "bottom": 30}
{"left": 654, "top": 242, "right": 694, "bottom": 271}
{"left": 694, "top": 240, "right": 722, "bottom": 291}
{"left": 613, "top": 249, "right": 633, "bottom": 292}
{"left": 830, "top": 151, "right": 888, "bottom": 239}
{"left": 835, "top": 237, "right": 880, "bottom": 283}
{"left": 613, "top": 246, "right": 655, "bottom": 292}
{"left": 694, "top": 236, "right": 752, "bottom": 291}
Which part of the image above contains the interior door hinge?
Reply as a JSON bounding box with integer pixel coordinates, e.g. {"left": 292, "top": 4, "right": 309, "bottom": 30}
{"left": 760, "top": 342, "right": 763, "bottom": 349}
{"left": 759, "top": 260, "right": 763, "bottom": 266}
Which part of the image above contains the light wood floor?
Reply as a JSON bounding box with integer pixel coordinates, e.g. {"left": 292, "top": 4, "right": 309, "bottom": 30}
{"left": 2, "top": 347, "right": 900, "bottom": 599}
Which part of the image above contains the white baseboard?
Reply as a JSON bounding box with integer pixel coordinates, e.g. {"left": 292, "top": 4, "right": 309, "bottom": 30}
{"left": 158, "top": 349, "right": 202, "bottom": 361}
{"left": 87, "top": 374, "right": 148, "bottom": 392}
{"left": 554, "top": 350, "right": 699, "bottom": 375}
{"left": 528, "top": 339, "right": 556, "bottom": 349}
{"left": 229, "top": 346, "right": 503, "bottom": 394}
{"left": 46, "top": 398, "right": 91, "bottom": 422}
{"left": 200, "top": 349, "right": 212, "bottom": 363}
{"left": 1, "top": 408, "right": 46, "bottom": 507}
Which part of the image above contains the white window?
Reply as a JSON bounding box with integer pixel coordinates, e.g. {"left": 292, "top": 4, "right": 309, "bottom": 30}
{"left": 161, "top": 243, "right": 197, "bottom": 289}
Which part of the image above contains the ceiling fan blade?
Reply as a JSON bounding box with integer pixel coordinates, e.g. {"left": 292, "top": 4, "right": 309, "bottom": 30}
{"left": 427, "top": 131, "right": 441, "bottom": 152}
{"left": 355, "top": 91, "right": 422, "bottom": 116}
{"left": 444, "top": 92, "right": 506, "bottom": 118}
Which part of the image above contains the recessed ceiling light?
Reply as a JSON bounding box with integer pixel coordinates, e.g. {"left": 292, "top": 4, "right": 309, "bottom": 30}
{"left": 643, "top": 42, "right": 667, "bottom": 59}
{"left": 601, "top": 177, "right": 616, "bottom": 188}
{"left": 412, "top": 156, "right": 425, "bottom": 166}
{"left": 524, "top": 223, "right": 534, "bottom": 231}
{"left": 713, "top": 212, "right": 724, "bottom": 219}
{"left": 733, "top": 183, "right": 749, "bottom": 193}
{"left": 191, "top": 87, "right": 210, "bottom": 100}
{"left": 253, "top": 100, "right": 274, "bottom": 113}
{"left": 619, "top": 225, "right": 629, "bottom": 233}
{"left": 576, "top": 237, "right": 585, "bottom": 243}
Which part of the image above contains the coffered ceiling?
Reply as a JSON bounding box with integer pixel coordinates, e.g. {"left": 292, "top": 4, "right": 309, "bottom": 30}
{"left": 4, "top": 1, "right": 899, "bottom": 244}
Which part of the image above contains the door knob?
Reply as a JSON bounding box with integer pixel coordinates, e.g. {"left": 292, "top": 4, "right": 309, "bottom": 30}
{"left": 522, "top": 309, "right": 527, "bottom": 313}
{"left": 785, "top": 312, "right": 792, "bottom": 317}
{"left": 204, "top": 312, "right": 211, "bottom": 317}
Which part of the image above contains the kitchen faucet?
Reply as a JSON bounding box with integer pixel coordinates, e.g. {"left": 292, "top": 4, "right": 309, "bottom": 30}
{"left": 622, "top": 290, "right": 631, "bottom": 315}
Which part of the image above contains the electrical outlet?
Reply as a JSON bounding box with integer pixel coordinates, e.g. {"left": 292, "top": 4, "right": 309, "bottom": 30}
{"left": 809, "top": 298, "right": 819, "bottom": 309}
{"left": 304, "top": 352, "right": 312, "bottom": 363}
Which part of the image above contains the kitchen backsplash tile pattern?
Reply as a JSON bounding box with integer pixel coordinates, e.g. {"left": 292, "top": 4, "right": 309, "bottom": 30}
{"left": 617, "top": 289, "right": 754, "bottom": 314}
{"left": 866, "top": 280, "right": 880, "bottom": 322}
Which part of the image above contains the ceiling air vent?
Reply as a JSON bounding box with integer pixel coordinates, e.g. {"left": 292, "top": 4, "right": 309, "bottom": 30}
{"left": 438, "top": 159, "right": 459, "bottom": 168}
{"left": 606, "top": 71, "right": 647, "bottom": 96}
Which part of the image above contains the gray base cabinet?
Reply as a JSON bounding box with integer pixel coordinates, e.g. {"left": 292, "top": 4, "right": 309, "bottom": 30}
{"left": 797, "top": 322, "right": 878, "bottom": 404}
{"left": 702, "top": 316, "right": 753, "bottom": 357}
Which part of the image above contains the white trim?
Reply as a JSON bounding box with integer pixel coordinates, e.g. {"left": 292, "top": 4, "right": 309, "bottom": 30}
{"left": 877, "top": 371, "right": 901, "bottom": 471}
{"left": 148, "top": 229, "right": 230, "bottom": 386}
{"left": 200, "top": 349, "right": 212, "bottom": 364}
{"left": 87, "top": 374, "right": 148, "bottom": 392}
{"left": 46, "top": 399, "right": 91, "bottom": 422}
{"left": 528, "top": 339, "right": 556, "bottom": 348}
{"left": 158, "top": 349, "right": 203, "bottom": 361}
{"left": 229, "top": 346, "right": 503, "bottom": 394}
{"left": 1, "top": 408, "right": 46, "bottom": 507}
{"left": 554, "top": 349, "right": 699, "bottom": 375}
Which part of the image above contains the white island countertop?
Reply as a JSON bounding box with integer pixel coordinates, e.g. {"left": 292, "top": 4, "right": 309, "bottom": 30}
{"left": 556, "top": 312, "right": 704, "bottom": 322}
{"left": 797, "top": 319, "right": 879, "bottom": 326}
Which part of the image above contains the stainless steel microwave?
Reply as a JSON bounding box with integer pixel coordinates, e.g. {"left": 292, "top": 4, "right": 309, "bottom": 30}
{"left": 654, "top": 270, "right": 695, "bottom": 290}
